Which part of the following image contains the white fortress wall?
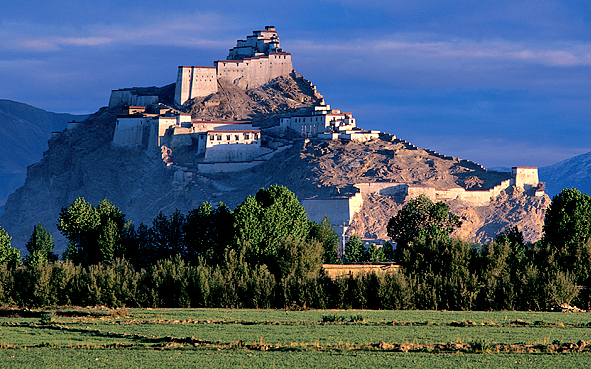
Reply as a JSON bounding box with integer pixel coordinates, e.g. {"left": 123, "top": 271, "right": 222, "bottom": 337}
{"left": 176, "top": 114, "right": 192, "bottom": 126}
{"left": 146, "top": 116, "right": 177, "bottom": 150}
{"left": 112, "top": 116, "right": 150, "bottom": 146}
{"left": 109, "top": 90, "right": 132, "bottom": 108}
{"left": 215, "top": 53, "right": 293, "bottom": 89}
{"left": 175, "top": 66, "right": 218, "bottom": 105}
{"left": 204, "top": 144, "right": 266, "bottom": 162}
{"left": 130, "top": 95, "right": 158, "bottom": 107}
{"left": 511, "top": 167, "right": 539, "bottom": 189}
{"left": 192, "top": 121, "right": 254, "bottom": 132}
{"left": 197, "top": 160, "right": 265, "bottom": 173}
{"left": 348, "top": 192, "right": 364, "bottom": 218}
{"left": 354, "top": 182, "right": 408, "bottom": 196}
{"left": 356, "top": 179, "right": 515, "bottom": 207}
{"left": 408, "top": 186, "right": 494, "bottom": 206}
{"left": 109, "top": 90, "right": 158, "bottom": 108}
{"left": 168, "top": 127, "right": 194, "bottom": 148}
{"left": 317, "top": 132, "right": 340, "bottom": 140}
{"left": 203, "top": 129, "right": 262, "bottom": 163}
{"left": 303, "top": 197, "right": 357, "bottom": 226}
{"left": 338, "top": 131, "right": 380, "bottom": 142}
{"left": 205, "top": 130, "right": 260, "bottom": 148}
{"left": 282, "top": 108, "right": 359, "bottom": 137}
{"left": 227, "top": 26, "right": 283, "bottom": 60}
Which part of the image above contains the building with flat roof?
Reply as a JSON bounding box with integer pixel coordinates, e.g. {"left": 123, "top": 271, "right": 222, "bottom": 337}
{"left": 174, "top": 26, "right": 294, "bottom": 105}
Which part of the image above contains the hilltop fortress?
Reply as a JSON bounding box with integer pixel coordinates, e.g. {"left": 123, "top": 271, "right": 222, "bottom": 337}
{"left": 175, "top": 26, "right": 293, "bottom": 105}
{"left": 108, "top": 26, "right": 381, "bottom": 173}
{"left": 101, "top": 26, "right": 546, "bottom": 252}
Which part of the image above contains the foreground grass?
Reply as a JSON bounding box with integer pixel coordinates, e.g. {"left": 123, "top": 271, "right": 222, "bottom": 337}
{"left": 1, "top": 308, "right": 591, "bottom": 368}
{"left": 2, "top": 350, "right": 591, "bottom": 369}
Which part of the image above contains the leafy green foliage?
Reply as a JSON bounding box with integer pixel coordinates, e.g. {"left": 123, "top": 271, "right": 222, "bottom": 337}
{"left": 58, "top": 198, "right": 127, "bottom": 265}
{"left": 184, "top": 202, "right": 235, "bottom": 265}
{"left": 538, "top": 188, "right": 591, "bottom": 286}
{"left": 146, "top": 210, "right": 187, "bottom": 263}
{"left": 0, "top": 226, "right": 21, "bottom": 269}
{"left": 387, "top": 194, "right": 462, "bottom": 263}
{"left": 543, "top": 188, "right": 591, "bottom": 248}
{"left": 308, "top": 216, "right": 339, "bottom": 264}
{"left": 276, "top": 236, "right": 323, "bottom": 282}
{"left": 3, "top": 185, "right": 589, "bottom": 311}
{"left": 344, "top": 234, "right": 364, "bottom": 262}
{"left": 365, "top": 243, "right": 385, "bottom": 262}
{"left": 234, "top": 185, "right": 309, "bottom": 263}
{"left": 25, "top": 223, "right": 58, "bottom": 266}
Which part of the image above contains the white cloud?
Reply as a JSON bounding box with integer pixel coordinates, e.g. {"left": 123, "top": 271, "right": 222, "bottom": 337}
{"left": 291, "top": 35, "right": 591, "bottom": 68}
{"left": 0, "top": 11, "right": 231, "bottom": 53}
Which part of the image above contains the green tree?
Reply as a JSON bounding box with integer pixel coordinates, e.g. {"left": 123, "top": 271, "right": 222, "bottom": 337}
{"left": 185, "top": 202, "right": 235, "bottom": 265}
{"left": 495, "top": 226, "right": 526, "bottom": 272}
{"left": 540, "top": 188, "right": 591, "bottom": 285}
{"left": 233, "top": 185, "right": 309, "bottom": 264}
{"left": 543, "top": 188, "right": 591, "bottom": 248}
{"left": 58, "top": 197, "right": 127, "bottom": 265}
{"left": 387, "top": 194, "right": 462, "bottom": 263}
{"left": 382, "top": 241, "right": 395, "bottom": 260}
{"left": 276, "top": 236, "right": 323, "bottom": 281}
{"left": 344, "top": 234, "right": 364, "bottom": 262}
{"left": 0, "top": 226, "right": 21, "bottom": 269}
{"left": 25, "top": 223, "right": 58, "bottom": 266}
{"left": 365, "top": 243, "right": 385, "bottom": 262}
{"left": 308, "top": 216, "right": 339, "bottom": 264}
{"left": 148, "top": 210, "right": 186, "bottom": 262}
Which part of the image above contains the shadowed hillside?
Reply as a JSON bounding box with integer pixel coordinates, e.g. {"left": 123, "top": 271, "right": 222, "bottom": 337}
{"left": 0, "top": 100, "right": 87, "bottom": 206}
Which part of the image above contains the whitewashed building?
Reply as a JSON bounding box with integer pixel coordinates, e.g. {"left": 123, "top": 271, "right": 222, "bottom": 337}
{"left": 174, "top": 26, "right": 294, "bottom": 105}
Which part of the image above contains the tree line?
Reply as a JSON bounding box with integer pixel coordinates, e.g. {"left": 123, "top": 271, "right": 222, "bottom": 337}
{"left": 0, "top": 185, "right": 589, "bottom": 310}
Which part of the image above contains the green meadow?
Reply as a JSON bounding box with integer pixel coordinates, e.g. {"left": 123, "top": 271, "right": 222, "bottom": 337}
{"left": 1, "top": 308, "right": 591, "bottom": 368}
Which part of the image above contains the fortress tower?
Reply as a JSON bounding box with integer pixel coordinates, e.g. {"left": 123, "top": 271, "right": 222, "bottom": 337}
{"left": 174, "top": 26, "right": 294, "bottom": 106}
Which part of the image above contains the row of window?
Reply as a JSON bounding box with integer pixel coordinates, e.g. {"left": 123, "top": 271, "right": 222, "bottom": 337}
{"left": 292, "top": 117, "right": 322, "bottom": 123}
{"left": 209, "top": 133, "right": 259, "bottom": 141}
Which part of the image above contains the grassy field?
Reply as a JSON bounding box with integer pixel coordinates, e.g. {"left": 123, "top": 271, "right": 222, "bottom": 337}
{"left": 1, "top": 308, "right": 591, "bottom": 368}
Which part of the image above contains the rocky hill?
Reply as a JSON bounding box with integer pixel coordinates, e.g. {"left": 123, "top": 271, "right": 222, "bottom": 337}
{"left": 0, "top": 74, "right": 551, "bottom": 254}
{"left": 539, "top": 151, "right": 591, "bottom": 198}
{"left": 0, "top": 100, "right": 86, "bottom": 208}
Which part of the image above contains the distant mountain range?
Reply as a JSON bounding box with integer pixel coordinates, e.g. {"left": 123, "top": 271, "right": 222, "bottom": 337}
{"left": 0, "top": 100, "right": 87, "bottom": 207}
{"left": 538, "top": 152, "right": 591, "bottom": 198}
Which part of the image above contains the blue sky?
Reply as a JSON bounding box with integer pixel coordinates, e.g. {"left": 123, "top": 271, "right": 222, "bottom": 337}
{"left": 1, "top": 0, "right": 590, "bottom": 168}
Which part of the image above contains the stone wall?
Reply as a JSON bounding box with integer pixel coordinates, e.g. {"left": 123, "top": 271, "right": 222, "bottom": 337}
{"left": 355, "top": 179, "right": 514, "bottom": 207}
{"left": 174, "top": 66, "right": 218, "bottom": 106}
{"left": 196, "top": 160, "right": 266, "bottom": 173}
{"left": 512, "top": 167, "right": 539, "bottom": 189}
{"left": 112, "top": 116, "right": 150, "bottom": 147}
{"left": 354, "top": 182, "right": 408, "bottom": 196}
{"left": 215, "top": 53, "right": 293, "bottom": 89}
{"left": 302, "top": 192, "right": 363, "bottom": 226}
{"left": 108, "top": 90, "right": 158, "bottom": 108}
{"left": 204, "top": 144, "right": 269, "bottom": 163}
{"left": 322, "top": 263, "right": 400, "bottom": 279}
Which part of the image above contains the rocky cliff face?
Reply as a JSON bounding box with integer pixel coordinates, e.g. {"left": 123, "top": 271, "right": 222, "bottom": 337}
{"left": 0, "top": 100, "right": 86, "bottom": 206}
{"left": 0, "top": 75, "right": 551, "bottom": 254}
